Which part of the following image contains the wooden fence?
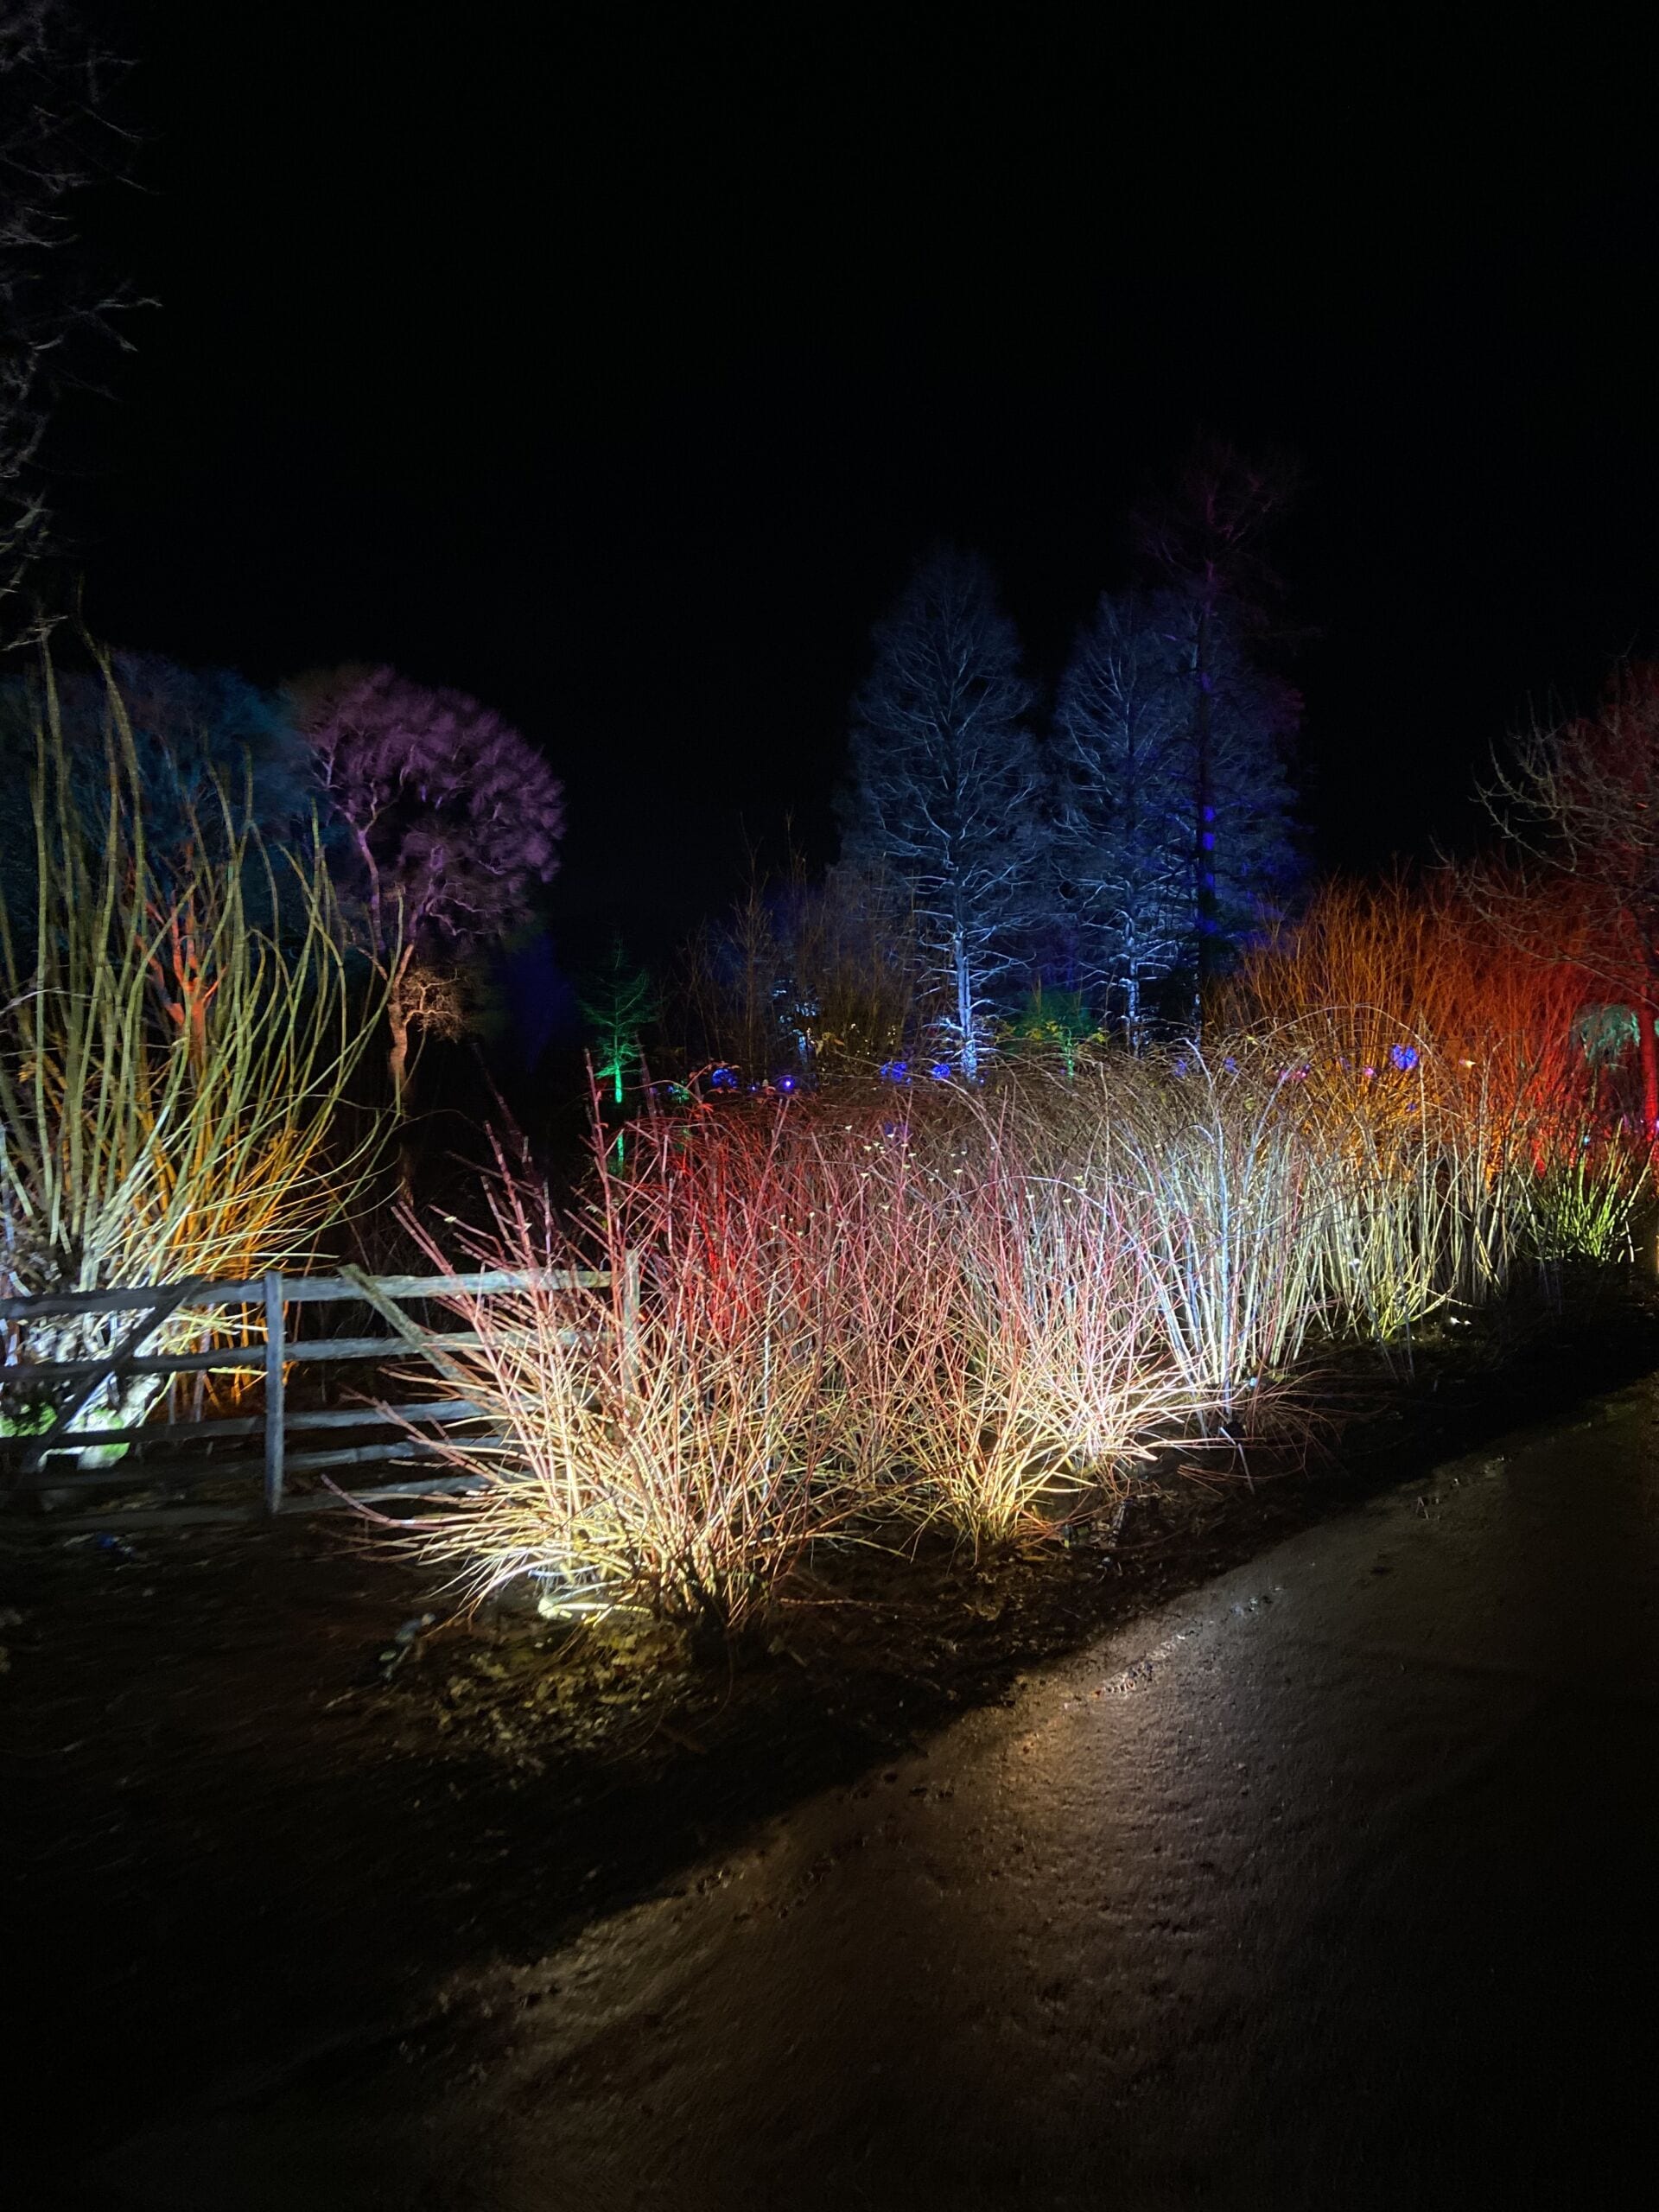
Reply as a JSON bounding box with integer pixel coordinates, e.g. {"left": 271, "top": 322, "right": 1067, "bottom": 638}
{"left": 0, "top": 1264, "right": 618, "bottom": 1529}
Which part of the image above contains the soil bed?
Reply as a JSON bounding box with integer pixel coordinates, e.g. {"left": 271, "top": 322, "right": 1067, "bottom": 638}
{"left": 5, "top": 1275, "right": 1657, "bottom": 2201}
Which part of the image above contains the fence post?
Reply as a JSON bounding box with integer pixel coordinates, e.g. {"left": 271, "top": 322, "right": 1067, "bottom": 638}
{"left": 620, "top": 1248, "right": 641, "bottom": 1394}
{"left": 263, "top": 1271, "right": 286, "bottom": 1515}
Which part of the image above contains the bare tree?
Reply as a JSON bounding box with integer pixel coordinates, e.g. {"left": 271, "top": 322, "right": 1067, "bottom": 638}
{"left": 1052, "top": 592, "right": 1192, "bottom": 1043}
{"left": 677, "top": 851, "right": 918, "bottom": 1077}
{"left": 1136, "top": 439, "right": 1301, "bottom": 1013}
{"left": 839, "top": 547, "right": 1039, "bottom": 1077}
{"left": 0, "top": 2, "right": 133, "bottom": 613}
{"left": 1054, "top": 585, "right": 1297, "bottom": 1041}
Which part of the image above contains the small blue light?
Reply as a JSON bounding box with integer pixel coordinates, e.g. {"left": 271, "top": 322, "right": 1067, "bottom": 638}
{"left": 709, "top": 1065, "right": 737, "bottom": 1090}
{"left": 775, "top": 1074, "right": 797, "bottom": 1093}
{"left": 1389, "top": 1044, "right": 1419, "bottom": 1072}
{"left": 880, "top": 1059, "right": 909, "bottom": 1082}
{"left": 928, "top": 1061, "right": 952, "bottom": 1081}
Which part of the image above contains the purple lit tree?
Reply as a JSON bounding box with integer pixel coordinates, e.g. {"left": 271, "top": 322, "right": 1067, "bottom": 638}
{"left": 294, "top": 666, "right": 564, "bottom": 1106}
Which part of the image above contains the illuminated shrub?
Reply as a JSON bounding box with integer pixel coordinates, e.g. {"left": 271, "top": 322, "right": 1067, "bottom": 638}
{"left": 0, "top": 656, "right": 385, "bottom": 1459}
{"left": 397, "top": 916, "right": 1646, "bottom": 1624}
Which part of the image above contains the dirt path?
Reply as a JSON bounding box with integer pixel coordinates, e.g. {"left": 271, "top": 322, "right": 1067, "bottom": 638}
{"left": 29, "top": 1379, "right": 1659, "bottom": 2209}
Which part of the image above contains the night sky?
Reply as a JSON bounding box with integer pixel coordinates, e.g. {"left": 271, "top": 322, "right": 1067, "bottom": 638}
{"left": 54, "top": 10, "right": 1659, "bottom": 969}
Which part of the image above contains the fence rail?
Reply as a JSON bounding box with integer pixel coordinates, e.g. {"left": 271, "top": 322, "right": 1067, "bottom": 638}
{"left": 0, "top": 1264, "right": 616, "bottom": 1527}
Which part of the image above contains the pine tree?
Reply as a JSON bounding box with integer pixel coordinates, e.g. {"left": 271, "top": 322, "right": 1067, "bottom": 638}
{"left": 580, "top": 942, "right": 657, "bottom": 1111}
{"left": 839, "top": 548, "right": 1039, "bottom": 1077}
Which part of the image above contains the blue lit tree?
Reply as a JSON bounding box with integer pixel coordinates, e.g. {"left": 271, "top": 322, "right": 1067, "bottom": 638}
{"left": 94, "top": 652, "right": 313, "bottom": 853}
{"left": 1053, "top": 588, "right": 1296, "bottom": 1040}
{"left": 1136, "top": 441, "right": 1302, "bottom": 1015}
{"left": 838, "top": 547, "right": 1039, "bottom": 1077}
{"left": 1188, "top": 617, "right": 1300, "bottom": 948}
{"left": 1052, "top": 592, "right": 1192, "bottom": 1043}
{"left": 0, "top": 651, "right": 314, "bottom": 920}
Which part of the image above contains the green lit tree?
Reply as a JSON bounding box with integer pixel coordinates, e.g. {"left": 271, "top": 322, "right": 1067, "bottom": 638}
{"left": 1003, "top": 982, "right": 1096, "bottom": 1077}
{"left": 581, "top": 942, "right": 657, "bottom": 1116}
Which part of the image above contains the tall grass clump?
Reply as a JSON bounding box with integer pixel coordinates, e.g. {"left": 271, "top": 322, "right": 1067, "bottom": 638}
{"left": 835, "top": 1096, "right": 1194, "bottom": 1541}
{"left": 397, "top": 1081, "right": 1213, "bottom": 1617}
{"left": 1526, "top": 1137, "right": 1648, "bottom": 1263}
{"left": 392, "top": 1118, "right": 838, "bottom": 1632}
{"left": 0, "top": 654, "right": 386, "bottom": 1452}
{"left": 1230, "top": 877, "right": 1632, "bottom": 1332}
{"left": 1078, "top": 1047, "right": 1328, "bottom": 1424}
{"left": 396, "top": 880, "right": 1643, "bottom": 1625}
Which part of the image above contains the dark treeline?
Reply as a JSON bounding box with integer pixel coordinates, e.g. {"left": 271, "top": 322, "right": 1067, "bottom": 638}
{"left": 0, "top": 441, "right": 1301, "bottom": 1154}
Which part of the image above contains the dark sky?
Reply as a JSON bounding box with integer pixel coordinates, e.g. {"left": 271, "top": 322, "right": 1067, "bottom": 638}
{"left": 55, "top": 10, "right": 1659, "bottom": 965}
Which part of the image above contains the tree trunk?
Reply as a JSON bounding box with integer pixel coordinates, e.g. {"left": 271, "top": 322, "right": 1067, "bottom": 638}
{"left": 954, "top": 930, "right": 979, "bottom": 1080}
{"left": 1122, "top": 948, "right": 1141, "bottom": 1051}
{"left": 387, "top": 993, "right": 410, "bottom": 1116}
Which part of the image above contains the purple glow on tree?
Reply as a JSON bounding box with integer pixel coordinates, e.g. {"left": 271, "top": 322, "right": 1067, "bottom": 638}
{"left": 296, "top": 665, "right": 564, "bottom": 1105}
